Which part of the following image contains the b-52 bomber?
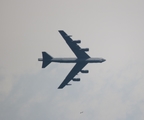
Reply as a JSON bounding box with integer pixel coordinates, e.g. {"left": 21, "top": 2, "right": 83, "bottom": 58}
{"left": 38, "top": 30, "right": 106, "bottom": 89}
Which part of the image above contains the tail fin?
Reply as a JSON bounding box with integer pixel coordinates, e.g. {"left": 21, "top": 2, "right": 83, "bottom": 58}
{"left": 41, "top": 52, "right": 53, "bottom": 68}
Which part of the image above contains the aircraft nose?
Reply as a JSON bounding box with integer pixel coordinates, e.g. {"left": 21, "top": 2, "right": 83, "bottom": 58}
{"left": 103, "top": 59, "right": 106, "bottom": 62}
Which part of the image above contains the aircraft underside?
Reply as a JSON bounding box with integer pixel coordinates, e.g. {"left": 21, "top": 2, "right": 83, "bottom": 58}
{"left": 38, "top": 30, "right": 106, "bottom": 89}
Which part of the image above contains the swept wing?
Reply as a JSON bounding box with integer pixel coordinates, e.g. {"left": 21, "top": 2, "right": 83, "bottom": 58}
{"left": 58, "top": 62, "right": 87, "bottom": 89}
{"left": 58, "top": 30, "right": 90, "bottom": 88}
{"left": 59, "top": 30, "right": 90, "bottom": 59}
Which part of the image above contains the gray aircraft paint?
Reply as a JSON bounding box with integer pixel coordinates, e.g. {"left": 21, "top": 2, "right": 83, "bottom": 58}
{"left": 38, "top": 30, "right": 105, "bottom": 88}
{"left": 39, "top": 57, "right": 105, "bottom": 63}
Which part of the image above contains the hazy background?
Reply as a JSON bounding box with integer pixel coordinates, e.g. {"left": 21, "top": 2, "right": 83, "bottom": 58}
{"left": 1, "top": 0, "right": 144, "bottom": 120}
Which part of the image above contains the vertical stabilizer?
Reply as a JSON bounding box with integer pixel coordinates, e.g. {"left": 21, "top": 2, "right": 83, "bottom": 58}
{"left": 41, "top": 52, "right": 53, "bottom": 68}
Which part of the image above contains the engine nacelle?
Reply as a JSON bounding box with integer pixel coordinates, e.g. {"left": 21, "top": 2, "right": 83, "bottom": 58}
{"left": 73, "top": 78, "right": 80, "bottom": 81}
{"left": 73, "top": 40, "right": 81, "bottom": 44}
{"left": 67, "top": 84, "right": 71, "bottom": 86}
{"left": 80, "top": 48, "right": 89, "bottom": 52}
{"left": 66, "top": 35, "right": 72, "bottom": 37}
{"left": 81, "top": 70, "right": 89, "bottom": 73}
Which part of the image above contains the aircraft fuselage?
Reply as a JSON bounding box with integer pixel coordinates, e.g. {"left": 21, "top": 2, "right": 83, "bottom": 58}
{"left": 38, "top": 58, "right": 105, "bottom": 63}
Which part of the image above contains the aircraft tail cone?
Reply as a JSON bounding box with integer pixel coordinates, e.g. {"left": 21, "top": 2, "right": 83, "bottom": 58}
{"left": 41, "top": 52, "right": 53, "bottom": 68}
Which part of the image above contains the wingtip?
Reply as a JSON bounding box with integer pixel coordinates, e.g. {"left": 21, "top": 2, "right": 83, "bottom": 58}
{"left": 58, "top": 30, "right": 64, "bottom": 32}
{"left": 58, "top": 87, "right": 63, "bottom": 89}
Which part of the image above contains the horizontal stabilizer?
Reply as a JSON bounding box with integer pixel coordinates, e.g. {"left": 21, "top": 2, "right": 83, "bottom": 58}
{"left": 42, "top": 52, "right": 53, "bottom": 68}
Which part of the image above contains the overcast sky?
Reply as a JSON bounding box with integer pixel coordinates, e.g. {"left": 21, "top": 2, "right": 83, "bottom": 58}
{"left": 1, "top": 0, "right": 144, "bottom": 120}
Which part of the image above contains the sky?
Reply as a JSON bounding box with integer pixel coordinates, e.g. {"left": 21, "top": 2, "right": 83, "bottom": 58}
{"left": 0, "top": 0, "right": 144, "bottom": 120}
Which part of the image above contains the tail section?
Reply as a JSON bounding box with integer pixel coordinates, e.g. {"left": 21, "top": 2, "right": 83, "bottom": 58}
{"left": 38, "top": 52, "right": 53, "bottom": 68}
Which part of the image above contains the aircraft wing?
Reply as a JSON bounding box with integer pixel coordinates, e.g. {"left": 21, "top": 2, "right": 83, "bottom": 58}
{"left": 58, "top": 62, "right": 87, "bottom": 89}
{"left": 59, "top": 30, "right": 90, "bottom": 59}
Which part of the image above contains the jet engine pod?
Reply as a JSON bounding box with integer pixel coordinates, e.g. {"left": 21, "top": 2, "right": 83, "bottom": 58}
{"left": 80, "top": 48, "right": 89, "bottom": 52}
{"left": 81, "top": 70, "right": 89, "bottom": 73}
{"left": 67, "top": 84, "right": 71, "bottom": 86}
{"left": 73, "top": 40, "right": 81, "bottom": 44}
{"left": 66, "top": 35, "right": 72, "bottom": 37}
{"left": 73, "top": 78, "right": 80, "bottom": 81}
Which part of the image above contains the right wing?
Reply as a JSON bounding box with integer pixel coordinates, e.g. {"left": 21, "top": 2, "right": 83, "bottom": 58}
{"left": 58, "top": 62, "right": 87, "bottom": 89}
{"left": 59, "top": 30, "right": 90, "bottom": 59}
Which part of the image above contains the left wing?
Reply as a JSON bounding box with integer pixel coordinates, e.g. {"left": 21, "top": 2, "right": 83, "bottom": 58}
{"left": 58, "top": 62, "right": 87, "bottom": 89}
{"left": 59, "top": 30, "right": 90, "bottom": 59}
